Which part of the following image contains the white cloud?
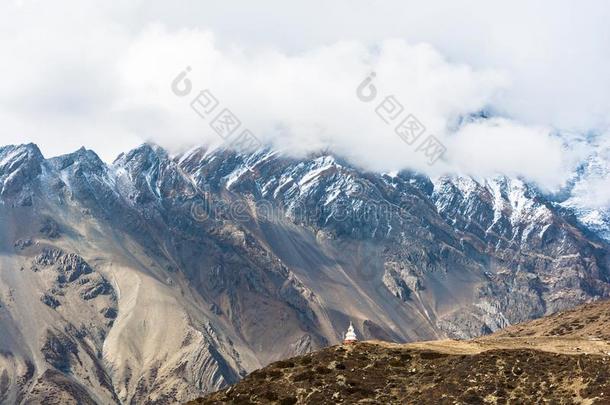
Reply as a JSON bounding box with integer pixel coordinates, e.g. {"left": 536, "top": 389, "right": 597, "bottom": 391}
{"left": 116, "top": 28, "right": 510, "bottom": 174}
{"left": 0, "top": 0, "right": 608, "bottom": 193}
{"left": 446, "top": 119, "right": 571, "bottom": 190}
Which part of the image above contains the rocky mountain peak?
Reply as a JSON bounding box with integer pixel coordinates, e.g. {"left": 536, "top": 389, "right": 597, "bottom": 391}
{"left": 113, "top": 142, "right": 169, "bottom": 170}
{"left": 49, "top": 147, "right": 106, "bottom": 174}
{"left": 0, "top": 143, "right": 44, "bottom": 202}
{"left": 0, "top": 143, "right": 44, "bottom": 174}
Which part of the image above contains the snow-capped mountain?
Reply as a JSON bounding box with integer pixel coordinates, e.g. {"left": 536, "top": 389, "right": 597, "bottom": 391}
{"left": 0, "top": 143, "right": 608, "bottom": 403}
{"left": 559, "top": 141, "right": 610, "bottom": 241}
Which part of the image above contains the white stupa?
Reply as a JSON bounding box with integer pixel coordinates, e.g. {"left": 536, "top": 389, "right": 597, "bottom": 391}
{"left": 343, "top": 321, "right": 358, "bottom": 344}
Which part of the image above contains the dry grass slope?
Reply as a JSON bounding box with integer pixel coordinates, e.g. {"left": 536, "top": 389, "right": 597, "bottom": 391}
{"left": 189, "top": 300, "right": 610, "bottom": 404}
{"left": 488, "top": 299, "right": 610, "bottom": 341}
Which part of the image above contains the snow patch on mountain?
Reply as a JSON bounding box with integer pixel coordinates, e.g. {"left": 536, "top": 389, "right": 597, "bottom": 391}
{"left": 560, "top": 142, "right": 610, "bottom": 241}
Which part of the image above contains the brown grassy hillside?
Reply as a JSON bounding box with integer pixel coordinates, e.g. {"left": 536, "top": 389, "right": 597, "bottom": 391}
{"left": 189, "top": 300, "right": 610, "bottom": 404}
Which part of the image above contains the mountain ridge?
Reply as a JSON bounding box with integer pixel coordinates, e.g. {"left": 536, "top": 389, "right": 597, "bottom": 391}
{"left": 0, "top": 142, "right": 609, "bottom": 403}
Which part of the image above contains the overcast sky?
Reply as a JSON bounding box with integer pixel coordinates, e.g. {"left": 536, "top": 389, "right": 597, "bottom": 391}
{"left": 1, "top": 0, "right": 609, "bottom": 190}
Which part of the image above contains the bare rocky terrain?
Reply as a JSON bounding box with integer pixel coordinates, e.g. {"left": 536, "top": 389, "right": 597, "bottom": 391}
{"left": 192, "top": 300, "right": 610, "bottom": 404}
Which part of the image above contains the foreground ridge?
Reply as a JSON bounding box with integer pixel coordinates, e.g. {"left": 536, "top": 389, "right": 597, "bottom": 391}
{"left": 191, "top": 300, "right": 610, "bottom": 404}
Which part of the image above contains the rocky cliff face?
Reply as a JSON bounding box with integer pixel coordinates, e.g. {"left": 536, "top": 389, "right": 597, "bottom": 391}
{"left": 0, "top": 143, "right": 608, "bottom": 403}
